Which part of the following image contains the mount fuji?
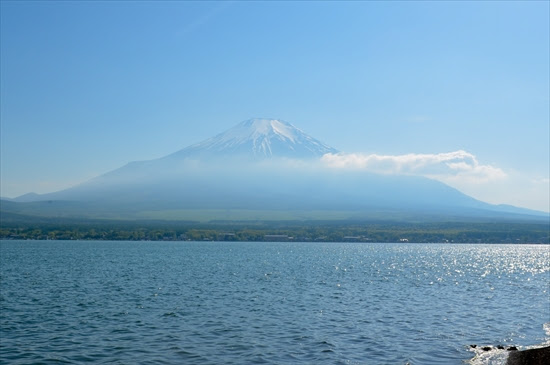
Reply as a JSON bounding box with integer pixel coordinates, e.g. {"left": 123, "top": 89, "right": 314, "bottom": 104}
{"left": 166, "top": 118, "right": 338, "bottom": 160}
{"left": 5, "top": 118, "right": 546, "bottom": 221}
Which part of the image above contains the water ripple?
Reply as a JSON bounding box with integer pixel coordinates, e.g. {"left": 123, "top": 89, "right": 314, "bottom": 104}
{"left": 1, "top": 241, "right": 548, "bottom": 364}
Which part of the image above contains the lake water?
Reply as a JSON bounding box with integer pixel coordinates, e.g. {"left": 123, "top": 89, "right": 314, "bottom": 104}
{"left": 1, "top": 240, "right": 548, "bottom": 364}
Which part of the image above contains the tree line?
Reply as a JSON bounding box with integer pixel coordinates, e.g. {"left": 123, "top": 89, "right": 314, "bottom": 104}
{"left": 1, "top": 220, "right": 548, "bottom": 244}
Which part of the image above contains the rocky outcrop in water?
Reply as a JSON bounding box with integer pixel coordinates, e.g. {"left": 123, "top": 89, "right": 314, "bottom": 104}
{"left": 506, "top": 346, "right": 550, "bottom": 365}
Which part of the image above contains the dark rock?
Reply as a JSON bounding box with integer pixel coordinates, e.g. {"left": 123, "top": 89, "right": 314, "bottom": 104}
{"left": 470, "top": 345, "right": 477, "bottom": 349}
{"left": 508, "top": 346, "right": 518, "bottom": 351}
{"left": 506, "top": 346, "right": 550, "bottom": 365}
{"left": 482, "top": 346, "right": 492, "bottom": 351}
{"left": 497, "top": 345, "right": 505, "bottom": 350}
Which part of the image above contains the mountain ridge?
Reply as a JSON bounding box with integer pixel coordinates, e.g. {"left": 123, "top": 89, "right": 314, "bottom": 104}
{"left": 7, "top": 118, "right": 548, "bottom": 222}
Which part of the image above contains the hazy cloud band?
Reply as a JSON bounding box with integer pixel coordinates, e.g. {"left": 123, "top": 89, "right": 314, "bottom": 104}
{"left": 321, "top": 150, "right": 507, "bottom": 182}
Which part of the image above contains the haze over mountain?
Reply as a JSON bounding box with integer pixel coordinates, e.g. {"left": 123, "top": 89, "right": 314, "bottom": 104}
{"left": 5, "top": 119, "right": 547, "bottom": 222}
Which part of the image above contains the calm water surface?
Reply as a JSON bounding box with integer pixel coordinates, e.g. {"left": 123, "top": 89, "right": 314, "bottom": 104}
{"left": 1, "top": 241, "right": 548, "bottom": 364}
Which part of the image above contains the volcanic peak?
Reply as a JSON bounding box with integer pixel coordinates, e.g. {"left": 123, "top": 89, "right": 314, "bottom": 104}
{"left": 168, "top": 118, "right": 338, "bottom": 159}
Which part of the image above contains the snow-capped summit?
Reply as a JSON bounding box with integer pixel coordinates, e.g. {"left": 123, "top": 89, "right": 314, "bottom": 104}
{"left": 167, "top": 118, "right": 338, "bottom": 160}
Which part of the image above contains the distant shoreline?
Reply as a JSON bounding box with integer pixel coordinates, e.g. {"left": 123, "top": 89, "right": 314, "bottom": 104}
{"left": 1, "top": 216, "right": 549, "bottom": 243}
{"left": 1, "top": 237, "right": 549, "bottom": 245}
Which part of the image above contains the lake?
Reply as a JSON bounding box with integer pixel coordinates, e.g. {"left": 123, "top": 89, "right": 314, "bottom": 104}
{"left": 0, "top": 240, "right": 548, "bottom": 364}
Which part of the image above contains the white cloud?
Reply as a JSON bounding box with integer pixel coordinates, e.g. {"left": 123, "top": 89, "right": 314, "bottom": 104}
{"left": 320, "top": 151, "right": 550, "bottom": 212}
{"left": 321, "top": 150, "right": 506, "bottom": 182}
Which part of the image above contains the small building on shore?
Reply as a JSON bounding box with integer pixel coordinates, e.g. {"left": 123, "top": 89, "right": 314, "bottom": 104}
{"left": 264, "top": 234, "right": 290, "bottom": 242}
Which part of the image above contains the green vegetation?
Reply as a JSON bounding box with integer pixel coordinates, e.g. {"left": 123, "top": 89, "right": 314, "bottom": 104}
{"left": 1, "top": 212, "right": 548, "bottom": 243}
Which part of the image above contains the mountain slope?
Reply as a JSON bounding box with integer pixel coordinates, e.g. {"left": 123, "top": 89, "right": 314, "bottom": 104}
{"left": 9, "top": 118, "right": 547, "bottom": 222}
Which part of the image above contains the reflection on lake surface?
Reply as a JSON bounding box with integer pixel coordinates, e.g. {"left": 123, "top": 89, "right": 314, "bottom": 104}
{"left": 1, "top": 240, "right": 548, "bottom": 364}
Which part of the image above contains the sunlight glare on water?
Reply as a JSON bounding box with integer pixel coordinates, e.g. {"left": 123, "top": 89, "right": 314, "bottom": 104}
{"left": 0, "top": 241, "right": 548, "bottom": 364}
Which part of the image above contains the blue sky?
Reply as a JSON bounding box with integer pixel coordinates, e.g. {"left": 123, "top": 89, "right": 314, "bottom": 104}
{"left": 1, "top": 1, "right": 549, "bottom": 211}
